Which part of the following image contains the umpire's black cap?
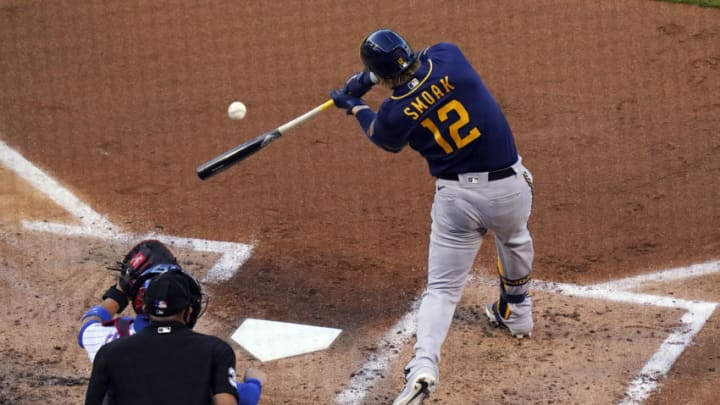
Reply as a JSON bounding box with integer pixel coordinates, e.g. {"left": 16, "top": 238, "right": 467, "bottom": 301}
{"left": 143, "top": 269, "right": 194, "bottom": 317}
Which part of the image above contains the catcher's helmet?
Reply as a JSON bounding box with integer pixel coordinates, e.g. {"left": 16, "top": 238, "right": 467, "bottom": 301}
{"left": 114, "top": 239, "right": 179, "bottom": 314}
{"left": 360, "top": 29, "right": 416, "bottom": 80}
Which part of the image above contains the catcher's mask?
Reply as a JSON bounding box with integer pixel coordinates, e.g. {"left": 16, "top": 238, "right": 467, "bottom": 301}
{"left": 142, "top": 268, "right": 208, "bottom": 328}
{"left": 360, "top": 29, "right": 416, "bottom": 80}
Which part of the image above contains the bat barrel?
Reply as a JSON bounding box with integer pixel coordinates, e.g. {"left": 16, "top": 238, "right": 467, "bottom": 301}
{"left": 196, "top": 133, "right": 275, "bottom": 180}
{"left": 196, "top": 99, "right": 334, "bottom": 181}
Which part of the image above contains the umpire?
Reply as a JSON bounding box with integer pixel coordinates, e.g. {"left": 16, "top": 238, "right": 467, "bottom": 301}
{"left": 85, "top": 268, "right": 263, "bottom": 405}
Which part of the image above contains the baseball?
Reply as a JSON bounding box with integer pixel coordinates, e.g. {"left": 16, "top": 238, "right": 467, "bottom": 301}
{"left": 227, "top": 101, "right": 247, "bottom": 121}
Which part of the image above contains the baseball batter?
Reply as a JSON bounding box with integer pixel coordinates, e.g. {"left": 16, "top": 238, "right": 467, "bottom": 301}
{"left": 331, "top": 29, "right": 535, "bottom": 404}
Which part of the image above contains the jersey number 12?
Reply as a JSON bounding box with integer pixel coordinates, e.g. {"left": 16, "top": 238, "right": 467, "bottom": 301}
{"left": 420, "top": 99, "right": 481, "bottom": 154}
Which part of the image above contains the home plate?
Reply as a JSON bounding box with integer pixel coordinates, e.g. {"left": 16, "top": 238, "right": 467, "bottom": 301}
{"left": 230, "top": 318, "right": 343, "bottom": 362}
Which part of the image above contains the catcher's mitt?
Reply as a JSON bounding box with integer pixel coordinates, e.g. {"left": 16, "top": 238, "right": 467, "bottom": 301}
{"left": 108, "top": 239, "right": 179, "bottom": 313}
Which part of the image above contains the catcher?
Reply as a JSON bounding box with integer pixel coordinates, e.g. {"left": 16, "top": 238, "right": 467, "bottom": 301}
{"left": 78, "top": 239, "right": 266, "bottom": 404}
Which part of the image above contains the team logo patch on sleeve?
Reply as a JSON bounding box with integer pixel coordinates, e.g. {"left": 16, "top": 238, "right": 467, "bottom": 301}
{"left": 228, "top": 367, "right": 237, "bottom": 388}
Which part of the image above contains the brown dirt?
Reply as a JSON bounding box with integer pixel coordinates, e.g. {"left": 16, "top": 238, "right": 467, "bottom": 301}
{"left": 1, "top": 0, "right": 718, "bottom": 404}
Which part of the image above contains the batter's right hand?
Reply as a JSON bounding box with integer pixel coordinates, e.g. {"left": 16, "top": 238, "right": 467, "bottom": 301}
{"left": 331, "top": 89, "right": 365, "bottom": 115}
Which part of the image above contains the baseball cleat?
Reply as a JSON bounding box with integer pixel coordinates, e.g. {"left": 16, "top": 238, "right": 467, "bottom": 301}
{"left": 392, "top": 367, "right": 437, "bottom": 405}
{"left": 485, "top": 298, "right": 533, "bottom": 338}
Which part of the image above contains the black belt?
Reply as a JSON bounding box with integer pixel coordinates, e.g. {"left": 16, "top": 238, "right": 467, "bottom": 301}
{"left": 437, "top": 167, "right": 516, "bottom": 181}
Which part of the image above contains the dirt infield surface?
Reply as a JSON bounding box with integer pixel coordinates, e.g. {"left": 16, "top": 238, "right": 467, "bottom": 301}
{"left": 1, "top": 1, "right": 719, "bottom": 404}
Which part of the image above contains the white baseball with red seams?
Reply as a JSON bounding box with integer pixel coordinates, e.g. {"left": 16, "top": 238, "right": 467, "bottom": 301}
{"left": 227, "top": 101, "right": 247, "bottom": 120}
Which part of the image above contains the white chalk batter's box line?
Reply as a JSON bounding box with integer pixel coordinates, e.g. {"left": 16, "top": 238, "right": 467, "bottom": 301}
{"left": 336, "top": 261, "right": 718, "bottom": 405}
{"left": 0, "top": 139, "right": 252, "bottom": 282}
{"left": 2, "top": 139, "right": 718, "bottom": 404}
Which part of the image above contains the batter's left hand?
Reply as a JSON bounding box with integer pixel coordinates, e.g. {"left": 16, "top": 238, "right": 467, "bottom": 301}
{"left": 331, "top": 89, "right": 365, "bottom": 115}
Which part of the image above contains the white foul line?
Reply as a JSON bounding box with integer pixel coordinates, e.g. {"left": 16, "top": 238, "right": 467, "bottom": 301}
{"left": 338, "top": 261, "right": 719, "bottom": 404}
{"left": 0, "top": 139, "right": 252, "bottom": 282}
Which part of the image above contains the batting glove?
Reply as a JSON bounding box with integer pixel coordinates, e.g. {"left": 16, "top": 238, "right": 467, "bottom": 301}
{"left": 331, "top": 89, "right": 366, "bottom": 115}
{"left": 343, "top": 71, "right": 376, "bottom": 98}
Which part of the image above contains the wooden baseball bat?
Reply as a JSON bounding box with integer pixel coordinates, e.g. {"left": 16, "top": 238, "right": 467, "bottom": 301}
{"left": 196, "top": 99, "right": 335, "bottom": 180}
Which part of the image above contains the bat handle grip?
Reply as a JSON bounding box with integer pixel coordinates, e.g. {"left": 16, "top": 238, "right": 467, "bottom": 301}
{"left": 277, "top": 99, "right": 335, "bottom": 134}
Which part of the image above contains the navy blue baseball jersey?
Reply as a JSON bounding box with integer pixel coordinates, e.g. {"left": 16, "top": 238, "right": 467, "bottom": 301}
{"left": 370, "top": 43, "right": 518, "bottom": 176}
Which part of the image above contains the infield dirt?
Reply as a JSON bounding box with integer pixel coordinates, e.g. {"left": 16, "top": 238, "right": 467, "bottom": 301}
{"left": 1, "top": 1, "right": 719, "bottom": 404}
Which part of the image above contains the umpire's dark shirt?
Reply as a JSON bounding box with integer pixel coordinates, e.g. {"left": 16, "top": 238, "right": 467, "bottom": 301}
{"left": 85, "top": 321, "right": 238, "bottom": 405}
